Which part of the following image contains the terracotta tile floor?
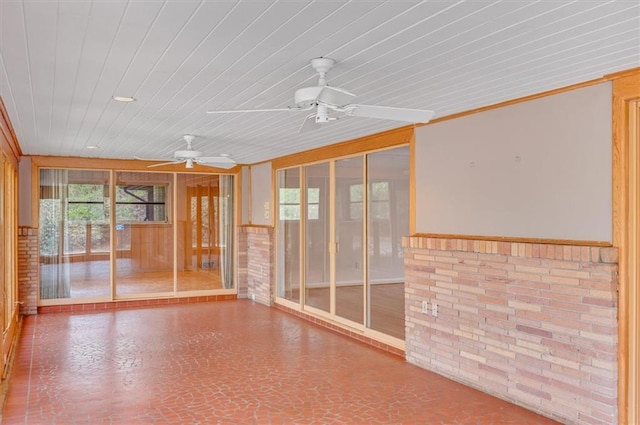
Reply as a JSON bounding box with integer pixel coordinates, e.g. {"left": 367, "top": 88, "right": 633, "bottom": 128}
{"left": 2, "top": 301, "right": 562, "bottom": 424}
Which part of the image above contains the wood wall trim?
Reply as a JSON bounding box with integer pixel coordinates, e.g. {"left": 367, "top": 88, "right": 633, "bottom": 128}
{"left": 270, "top": 125, "right": 413, "bottom": 170}
{"left": 409, "top": 132, "right": 416, "bottom": 235}
{"left": 29, "top": 155, "right": 240, "bottom": 173}
{"left": 419, "top": 77, "right": 608, "bottom": 127}
{"left": 611, "top": 69, "right": 640, "bottom": 425}
{"left": 605, "top": 67, "right": 640, "bottom": 80}
{"left": 411, "top": 233, "right": 612, "bottom": 247}
{"left": 247, "top": 165, "right": 252, "bottom": 224}
{"left": 29, "top": 158, "right": 37, "bottom": 228}
{"left": 236, "top": 166, "right": 244, "bottom": 226}
{"left": 238, "top": 224, "right": 273, "bottom": 229}
{"left": 627, "top": 100, "right": 640, "bottom": 425}
{"left": 0, "top": 97, "right": 21, "bottom": 166}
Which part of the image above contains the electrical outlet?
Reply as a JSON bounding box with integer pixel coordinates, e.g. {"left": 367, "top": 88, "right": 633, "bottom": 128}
{"left": 431, "top": 302, "right": 438, "bottom": 317}
{"left": 263, "top": 201, "right": 270, "bottom": 219}
{"left": 421, "top": 300, "right": 429, "bottom": 314}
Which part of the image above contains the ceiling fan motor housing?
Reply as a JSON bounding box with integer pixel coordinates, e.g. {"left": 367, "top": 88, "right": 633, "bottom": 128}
{"left": 294, "top": 86, "right": 323, "bottom": 108}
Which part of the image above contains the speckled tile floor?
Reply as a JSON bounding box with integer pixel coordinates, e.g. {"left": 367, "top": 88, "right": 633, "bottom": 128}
{"left": 1, "top": 301, "right": 561, "bottom": 424}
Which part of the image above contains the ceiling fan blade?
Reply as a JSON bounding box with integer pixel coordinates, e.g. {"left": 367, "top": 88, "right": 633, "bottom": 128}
{"left": 206, "top": 106, "right": 311, "bottom": 114}
{"left": 147, "top": 160, "right": 184, "bottom": 168}
{"left": 196, "top": 162, "right": 237, "bottom": 170}
{"left": 134, "top": 156, "right": 171, "bottom": 162}
{"left": 196, "top": 157, "right": 236, "bottom": 169}
{"left": 344, "top": 104, "right": 434, "bottom": 123}
{"left": 316, "top": 86, "right": 355, "bottom": 107}
{"left": 298, "top": 113, "right": 320, "bottom": 133}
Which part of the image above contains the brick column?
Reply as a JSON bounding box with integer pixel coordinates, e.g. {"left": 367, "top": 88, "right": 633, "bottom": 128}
{"left": 238, "top": 226, "right": 274, "bottom": 306}
{"left": 237, "top": 227, "right": 248, "bottom": 299}
{"left": 17, "top": 227, "right": 38, "bottom": 315}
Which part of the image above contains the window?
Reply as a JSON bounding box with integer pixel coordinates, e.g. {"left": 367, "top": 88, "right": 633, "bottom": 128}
{"left": 278, "top": 187, "right": 320, "bottom": 220}
{"left": 349, "top": 183, "right": 363, "bottom": 220}
{"left": 66, "top": 183, "right": 109, "bottom": 254}
{"left": 279, "top": 188, "right": 300, "bottom": 220}
{"left": 307, "top": 188, "right": 320, "bottom": 220}
{"left": 116, "top": 184, "right": 168, "bottom": 223}
{"left": 369, "top": 181, "right": 390, "bottom": 220}
{"left": 67, "top": 184, "right": 108, "bottom": 221}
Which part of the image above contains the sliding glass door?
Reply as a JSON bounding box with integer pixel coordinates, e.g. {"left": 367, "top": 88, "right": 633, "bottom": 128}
{"left": 366, "top": 148, "right": 409, "bottom": 339}
{"left": 276, "top": 146, "right": 409, "bottom": 341}
{"left": 176, "top": 174, "right": 235, "bottom": 292}
{"left": 38, "top": 168, "right": 234, "bottom": 303}
{"left": 276, "top": 168, "right": 301, "bottom": 303}
{"left": 39, "top": 169, "right": 111, "bottom": 299}
{"left": 304, "top": 162, "right": 330, "bottom": 313}
{"left": 335, "top": 157, "right": 364, "bottom": 325}
{"left": 114, "top": 172, "right": 174, "bottom": 297}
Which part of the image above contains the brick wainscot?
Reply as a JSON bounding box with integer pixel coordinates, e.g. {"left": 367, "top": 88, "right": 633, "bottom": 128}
{"left": 403, "top": 236, "right": 618, "bottom": 425}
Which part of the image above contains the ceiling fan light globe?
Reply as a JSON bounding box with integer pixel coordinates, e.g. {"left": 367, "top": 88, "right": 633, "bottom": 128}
{"left": 186, "top": 159, "right": 194, "bottom": 168}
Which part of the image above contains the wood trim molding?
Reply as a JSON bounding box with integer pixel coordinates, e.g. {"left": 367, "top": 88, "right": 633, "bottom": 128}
{"left": 416, "top": 67, "right": 637, "bottom": 130}
{"left": 420, "top": 77, "right": 608, "bottom": 127}
{"left": 247, "top": 165, "right": 252, "bottom": 224}
{"left": 627, "top": 100, "right": 639, "bottom": 425}
{"left": 411, "top": 233, "right": 612, "bottom": 247}
{"left": 29, "top": 155, "right": 241, "bottom": 173}
{"left": 0, "top": 97, "right": 21, "bottom": 166}
{"left": 30, "top": 158, "right": 38, "bottom": 227}
{"left": 238, "top": 224, "right": 273, "bottom": 229}
{"left": 611, "top": 69, "right": 640, "bottom": 425}
{"left": 270, "top": 125, "right": 413, "bottom": 170}
{"left": 236, "top": 165, "right": 244, "bottom": 226}
{"left": 409, "top": 132, "right": 416, "bottom": 235}
{"left": 605, "top": 67, "right": 640, "bottom": 80}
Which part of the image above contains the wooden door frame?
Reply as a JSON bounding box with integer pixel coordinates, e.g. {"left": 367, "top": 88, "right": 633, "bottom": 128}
{"left": 611, "top": 68, "right": 640, "bottom": 425}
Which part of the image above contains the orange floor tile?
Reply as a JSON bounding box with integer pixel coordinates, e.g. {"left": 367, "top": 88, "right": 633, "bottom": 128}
{"left": 1, "top": 301, "right": 562, "bottom": 424}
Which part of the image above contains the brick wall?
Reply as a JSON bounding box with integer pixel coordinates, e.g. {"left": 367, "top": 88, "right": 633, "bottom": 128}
{"left": 237, "top": 228, "right": 248, "bottom": 299}
{"left": 239, "top": 226, "right": 274, "bottom": 306}
{"left": 404, "top": 236, "right": 618, "bottom": 425}
{"left": 17, "top": 227, "right": 38, "bottom": 315}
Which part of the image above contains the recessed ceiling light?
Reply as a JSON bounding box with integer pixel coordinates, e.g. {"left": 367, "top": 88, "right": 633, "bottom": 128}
{"left": 86, "top": 145, "right": 100, "bottom": 149}
{"left": 112, "top": 95, "right": 136, "bottom": 102}
{"left": 220, "top": 153, "right": 230, "bottom": 157}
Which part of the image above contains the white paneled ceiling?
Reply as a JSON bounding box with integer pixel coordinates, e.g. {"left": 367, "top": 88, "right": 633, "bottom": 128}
{"left": 1, "top": 0, "right": 639, "bottom": 166}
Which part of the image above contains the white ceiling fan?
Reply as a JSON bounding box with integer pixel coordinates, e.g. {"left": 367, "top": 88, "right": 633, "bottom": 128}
{"left": 206, "top": 57, "right": 435, "bottom": 132}
{"left": 135, "top": 134, "right": 236, "bottom": 169}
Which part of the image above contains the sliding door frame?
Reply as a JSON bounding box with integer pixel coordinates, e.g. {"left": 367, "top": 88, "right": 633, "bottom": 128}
{"left": 274, "top": 142, "right": 411, "bottom": 348}
{"left": 30, "top": 156, "right": 239, "bottom": 306}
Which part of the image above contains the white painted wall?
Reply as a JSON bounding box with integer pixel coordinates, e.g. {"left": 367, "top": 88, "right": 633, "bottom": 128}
{"left": 241, "top": 165, "right": 250, "bottom": 224}
{"left": 250, "top": 162, "right": 272, "bottom": 225}
{"left": 415, "top": 82, "right": 612, "bottom": 242}
{"left": 18, "top": 156, "right": 31, "bottom": 227}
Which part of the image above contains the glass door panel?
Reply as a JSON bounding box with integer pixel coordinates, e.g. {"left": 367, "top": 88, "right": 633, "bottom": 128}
{"left": 114, "top": 172, "right": 174, "bottom": 296}
{"left": 39, "top": 169, "right": 111, "bottom": 300}
{"left": 304, "top": 163, "right": 330, "bottom": 313}
{"left": 276, "top": 168, "right": 301, "bottom": 303}
{"left": 335, "top": 157, "right": 364, "bottom": 324}
{"left": 367, "top": 147, "right": 409, "bottom": 339}
{"left": 176, "top": 174, "right": 223, "bottom": 292}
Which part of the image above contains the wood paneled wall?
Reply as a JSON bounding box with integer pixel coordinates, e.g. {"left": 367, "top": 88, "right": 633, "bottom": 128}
{"left": 0, "top": 97, "right": 22, "bottom": 378}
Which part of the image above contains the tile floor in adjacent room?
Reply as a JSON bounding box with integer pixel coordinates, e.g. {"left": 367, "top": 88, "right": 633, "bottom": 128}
{"left": 1, "top": 300, "right": 562, "bottom": 425}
